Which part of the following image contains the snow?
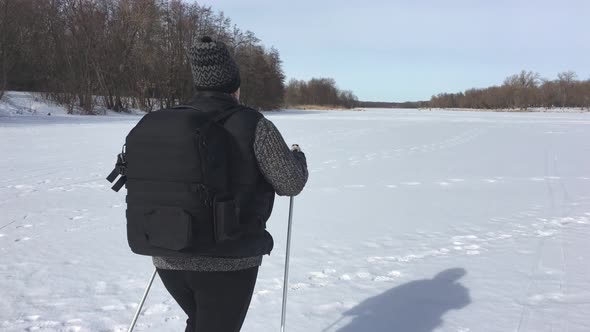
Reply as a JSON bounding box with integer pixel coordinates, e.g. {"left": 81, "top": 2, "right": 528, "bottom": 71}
{"left": 1, "top": 103, "right": 590, "bottom": 331}
{"left": 0, "top": 91, "right": 145, "bottom": 117}
{"left": 0, "top": 91, "right": 67, "bottom": 116}
{"left": 428, "top": 107, "right": 589, "bottom": 113}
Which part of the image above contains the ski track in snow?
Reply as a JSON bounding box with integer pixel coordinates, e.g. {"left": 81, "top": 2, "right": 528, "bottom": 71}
{"left": 1, "top": 106, "right": 590, "bottom": 331}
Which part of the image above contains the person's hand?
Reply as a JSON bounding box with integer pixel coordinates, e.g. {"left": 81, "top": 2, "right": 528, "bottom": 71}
{"left": 291, "top": 144, "right": 302, "bottom": 152}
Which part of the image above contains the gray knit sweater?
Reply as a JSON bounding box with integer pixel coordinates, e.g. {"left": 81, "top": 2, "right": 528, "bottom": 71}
{"left": 152, "top": 117, "right": 309, "bottom": 271}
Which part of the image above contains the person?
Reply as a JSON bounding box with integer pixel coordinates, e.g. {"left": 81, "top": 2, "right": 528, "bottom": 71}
{"left": 152, "top": 36, "right": 309, "bottom": 332}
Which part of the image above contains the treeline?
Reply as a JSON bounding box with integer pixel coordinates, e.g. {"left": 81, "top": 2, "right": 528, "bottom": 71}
{"left": 430, "top": 71, "right": 590, "bottom": 110}
{"left": 285, "top": 78, "right": 358, "bottom": 109}
{"left": 357, "top": 101, "right": 429, "bottom": 108}
{"left": 0, "top": 0, "right": 285, "bottom": 113}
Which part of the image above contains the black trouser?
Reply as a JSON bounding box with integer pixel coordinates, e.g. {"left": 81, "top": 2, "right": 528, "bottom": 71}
{"left": 157, "top": 267, "right": 259, "bottom": 332}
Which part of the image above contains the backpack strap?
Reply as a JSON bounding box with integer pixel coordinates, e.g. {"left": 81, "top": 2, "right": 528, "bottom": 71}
{"left": 173, "top": 104, "right": 240, "bottom": 125}
{"left": 107, "top": 105, "right": 240, "bottom": 193}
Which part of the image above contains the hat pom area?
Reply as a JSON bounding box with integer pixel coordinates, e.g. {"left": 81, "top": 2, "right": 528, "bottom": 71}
{"left": 189, "top": 35, "right": 241, "bottom": 93}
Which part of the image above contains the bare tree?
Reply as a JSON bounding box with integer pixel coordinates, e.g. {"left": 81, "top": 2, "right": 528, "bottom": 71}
{"left": 0, "top": 0, "right": 7, "bottom": 99}
{"left": 429, "top": 70, "right": 589, "bottom": 111}
{"left": 285, "top": 77, "right": 358, "bottom": 109}
{"left": 2, "top": 0, "right": 288, "bottom": 112}
{"left": 0, "top": 0, "right": 17, "bottom": 100}
{"left": 557, "top": 71, "right": 577, "bottom": 107}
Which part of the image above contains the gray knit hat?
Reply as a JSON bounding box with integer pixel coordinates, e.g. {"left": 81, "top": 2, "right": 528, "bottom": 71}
{"left": 189, "top": 36, "right": 241, "bottom": 93}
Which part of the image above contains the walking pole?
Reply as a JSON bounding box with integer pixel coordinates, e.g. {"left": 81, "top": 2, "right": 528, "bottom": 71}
{"left": 128, "top": 268, "right": 157, "bottom": 332}
{"left": 280, "top": 197, "right": 295, "bottom": 332}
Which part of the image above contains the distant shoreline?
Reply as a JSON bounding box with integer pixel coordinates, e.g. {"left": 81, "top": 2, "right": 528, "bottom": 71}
{"left": 286, "top": 105, "right": 364, "bottom": 111}
{"left": 421, "top": 107, "right": 590, "bottom": 113}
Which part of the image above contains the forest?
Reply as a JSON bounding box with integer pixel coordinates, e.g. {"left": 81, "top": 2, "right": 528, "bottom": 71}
{"left": 0, "top": 0, "right": 360, "bottom": 113}
{"left": 429, "top": 71, "right": 590, "bottom": 110}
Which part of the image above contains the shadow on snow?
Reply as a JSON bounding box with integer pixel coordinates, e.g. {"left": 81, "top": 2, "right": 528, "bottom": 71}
{"left": 329, "top": 268, "right": 471, "bottom": 332}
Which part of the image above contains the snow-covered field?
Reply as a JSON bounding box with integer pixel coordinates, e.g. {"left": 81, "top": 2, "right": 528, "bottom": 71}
{"left": 1, "top": 104, "right": 590, "bottom": 332}
{"left": 428, "top": 107, "right": 589, "bottom": 113}
{"left": 0, "top": 91, "right": 144, "bottom": 117}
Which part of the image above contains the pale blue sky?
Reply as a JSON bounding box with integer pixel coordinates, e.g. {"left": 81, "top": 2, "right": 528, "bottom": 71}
{"left": 198, "top": 0, "right": 589, "bottom": 102}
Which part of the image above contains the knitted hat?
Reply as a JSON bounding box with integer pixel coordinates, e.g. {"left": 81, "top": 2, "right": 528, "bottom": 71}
{"left": 189, "top": 36, "right": 241, "bottom": 93}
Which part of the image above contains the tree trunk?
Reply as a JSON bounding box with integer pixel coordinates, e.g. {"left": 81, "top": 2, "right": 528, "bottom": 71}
{"left": 0, "top": 0, "right": 9, "bottom": 99}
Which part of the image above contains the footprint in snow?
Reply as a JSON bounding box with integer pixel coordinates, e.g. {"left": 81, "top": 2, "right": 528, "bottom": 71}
{"left": 289, "top": 283, "right": 309, "bottom": 291}
{"left": 373, "top": 276, "right": 397, "bottom": 282}
{"left": 15, "top": 237, "right": 31, "bottom": 242}
{"left": 308, "top": 271, "right": 329, "bottom": 280}
{"left": 535, "top": 230, "right": 555, "bottom": 237}
{"left": 526, "top": 292, "right": 565, "bottom": 305}
{"left": 314, "top": 301, "right": 356, "bottom": 313}
{"left": 16, "top": 224, "right": 33, "bottom": 229}
{"left": 254, "top": 289, "right": 271, "bottom": 296}
{"left": 13, "top": 184, "right": 34, "bottom": 190}
{"left": 449, "top": 178, "right": 465, "bottom": 182}
{"left": 26, "top": 320, "right": 61, "bottom": 331}
{"left": 373, "top": 271, "right": 403, "bottom": 282}
{"left": 101, "top": 304, "right": 126, "bottom": 311}
{"left": 339, "top": 274, "right": 352, "bottom": 281}
{"left": 142, "top": 303, "right": 171, "bottom": 315}
{"left": 452, "top": 235, "right": 478, "bottom": 241}
{"left": 355, "top": 272, "right": 372, "bottom": 279}
{"left": 388, "top": 271, "right": 402, "bottom": 278}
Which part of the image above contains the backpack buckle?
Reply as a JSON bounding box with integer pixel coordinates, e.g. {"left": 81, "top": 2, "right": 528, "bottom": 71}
{"left": 106, "top": 145, "right": 128, "bottom": 192}
{"left": 116, "top": 153, "right": 127, "bottom": 176}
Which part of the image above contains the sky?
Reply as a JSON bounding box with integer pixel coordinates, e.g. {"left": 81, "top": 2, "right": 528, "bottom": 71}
{"left": 197, "top": 0, "right": 590, "bottom": 102}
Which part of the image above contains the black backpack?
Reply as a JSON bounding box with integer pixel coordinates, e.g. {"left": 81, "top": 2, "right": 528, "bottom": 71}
{"left": 107, "top": 105, "right": 244, "bottom": 257}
